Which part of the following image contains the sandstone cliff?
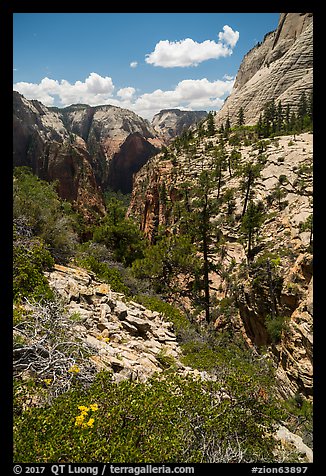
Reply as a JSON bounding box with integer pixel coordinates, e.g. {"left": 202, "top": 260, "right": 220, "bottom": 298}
{"left": 127, "top": 13, "right": 314, "bottom": 398}
{"left": 215, "top": 13, "right": 313, "bottom": 126}
{"left": 13, "top": 91, "right": 105, "bottom": 219}
{"left": 57, "top": 103, "right": 162, "bottom": 193}
{"left": 152, "top": 109, "right": 207, "bottom": 144}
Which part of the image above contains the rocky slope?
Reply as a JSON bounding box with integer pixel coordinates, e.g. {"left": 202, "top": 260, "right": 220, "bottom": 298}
{"left": 44, "top": 263, "right": 202, "bottom": 383}
{"left": 215, "top": 13, "right": 313, "bottom": 126}
{"left": 128, "top": 130, "right": 313, "bottom": 399}
{"left": 14, "top": 261, "right": 312, "bottom": 461}
{"left": 152, "top": 109, "right": 207, "bottom": 144}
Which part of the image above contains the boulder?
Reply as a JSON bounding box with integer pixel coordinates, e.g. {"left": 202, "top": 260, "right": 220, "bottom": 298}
{"left": 116, "top": 301, "right": 129, "bottom": 320}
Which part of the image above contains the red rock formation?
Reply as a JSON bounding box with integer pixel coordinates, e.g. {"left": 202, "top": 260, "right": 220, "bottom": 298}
{"left": 128, "top": 156, "right": 175, "bottom": 242}
{"left": 40, "top": 141, "right": 105, "bottom": 218}
{"left": 58, "top": 103, "right": 163, "bottom": 193}
{"left": 107, "top": 133, "right": 159, "bottom": 194}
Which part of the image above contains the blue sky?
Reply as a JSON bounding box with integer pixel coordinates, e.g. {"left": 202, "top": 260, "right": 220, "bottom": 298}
{"left": 13, "top": 13, "right": 279, "bottom": 120}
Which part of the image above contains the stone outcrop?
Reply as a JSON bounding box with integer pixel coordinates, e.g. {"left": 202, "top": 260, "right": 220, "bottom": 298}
{"left": 128, "top": 157, "right": 174, "bottom": 241}
{"left": 276, "top": 254, "right": 313, "bottom": 398}
{"left": 45, "top": 264, "right": 202, "bottom": 383}
{"left": 275, "top": 425, "right": 313, "bottom": 463}
{"left": 152, "top": 109, "right": 207, "bottom": 144}
{"left": 215, "top": 13, "right": 313, "bottom": 126}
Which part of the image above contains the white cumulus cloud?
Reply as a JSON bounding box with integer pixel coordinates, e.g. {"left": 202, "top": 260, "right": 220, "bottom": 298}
{"left": 133, "top": 77, "right": 234, "bottom": 119}
{"left": 218, "top": 25, "right": 239, "bottom": 48}
{"left": 223, "top": 74, "right": 234, "bottom": 80}
{"left": 145, "top": 25, "right": 239, "bottom": 67}
{"left": 117, "top": 87, "right": 136, "bottom": 99}
{"left": 14, "top": 72, "right": 115, "bottom": 107}
{"left": 130, "top": 61, "right": 138, "bottom": 68}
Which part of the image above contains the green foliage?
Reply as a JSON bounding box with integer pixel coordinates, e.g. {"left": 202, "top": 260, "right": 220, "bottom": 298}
{"left": 250, "top": 253, "right": 283, "bottom": 289}
{"left": 267, "top": 184, "right": 288, "bottom": 210}
{"left": 13, "top": 167, "right": 78, "bottom": 262}
{"left": 256, "top": 96, "right": 313, "bottom": 138}
{"left": 265, "top": 314, "right": 289, "bottom": 343}
{"left": 14, "top": 370, "right": 280, "bottom": 463}
{"left": 293, "top": 164, "right": 312, "bottom": 196}
{"left": 278, "top": 174, "right": 288, "bottom": 185}
{"left": 237, "top": 106, "right": 245, "bottom": 126}
{"left": 13, "top": 305, "right": 32, "bottom": 326}
{"left": 180, "top": 331, "right": 277, "bottom": 411}
{"left": 134, "top": 295, "right": 191, "bottom": 336}
{"left": 132, "top": 234, "right": 200, "bottom": 295}
{"left": 181, "top": 340, "right": 220, "bottom": 370}
{"left": 156, "top": 350, "right": 178, "bottom": 370}
{"left": 104, "top": 189, "right": 131, "bottom": 209}
{"left": 299, "top": 214, "right": 313, "bottom": 233}
{"left": 224, "top": 116, "right": 231, "bottom": 137}
{"left": 93, "top": 218, "right": 146, "bottom": 267}
{"left": 240, "top": 201, "right": 265, "bottom": 259}
{"left": 205, "top": 111, "right": 216, "bottom": 136}
{"left": 229, "top": 148, "right": 241, "bottom": 173}
{"left": 13, "top": 237, "right": 55, "bottom": 302}
{"left": 281, "top": 396, "right": 313, "bottom": 447}
{"left": 240, "top": 161, "right": 262, "bottom": 217}
{"left": 13, "top": 377, "right": 47, "bottom": 417}
{"left": 93, "top": 195, "right": 146, "bottom": 267}
{"left": 222, "top": 187, "right": 236, "bottom": 215}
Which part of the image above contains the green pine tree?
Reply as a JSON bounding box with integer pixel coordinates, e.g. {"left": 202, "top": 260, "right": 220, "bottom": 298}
{"left": 241, "top": 201, "right": 265, "bottom": 260}
{"left": 191, "top": 170, "right": 218, "bottom": 323}
{"left": 206, "top": 111, "right": 216, "bottom": 137}
{"left": 240, "top": 162, "right": 262, "bottom": 217}
{"left": 237, "top": 106, "right": 245, "bottom": 126}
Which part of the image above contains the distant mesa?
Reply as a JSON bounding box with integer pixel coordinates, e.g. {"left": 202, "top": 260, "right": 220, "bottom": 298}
{"left": 152, "top": 109, "right": 208, "bottom": 143}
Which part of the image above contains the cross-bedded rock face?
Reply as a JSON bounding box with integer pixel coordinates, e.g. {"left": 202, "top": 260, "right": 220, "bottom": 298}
{"left": 215, "top": 13, "right": 313, "bottom": 126}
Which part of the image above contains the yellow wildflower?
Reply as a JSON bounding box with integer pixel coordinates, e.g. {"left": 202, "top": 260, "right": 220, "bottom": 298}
{"left": 75, "top": 404, "right": 97, "bottom": 429}
{"left": 87, "top": 418, "right": 95, "bottom": 428}
{"left": 43, "top": 379, "right": 52, "bottom": 386}
{"left": 68, "top": 364, "right": 81, "bottom": 374}
{"left": 75, "top": 414, "right": 85, "bottom": 427}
